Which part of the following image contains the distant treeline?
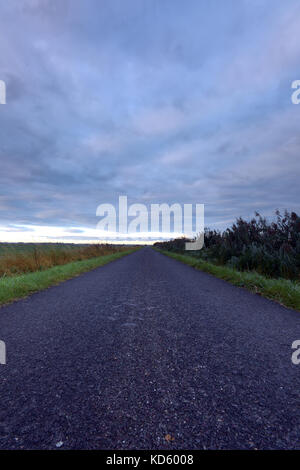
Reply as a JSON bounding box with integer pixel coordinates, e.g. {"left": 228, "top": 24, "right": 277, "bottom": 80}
{"left": 154, "top": 210, "right": 300, "bottom": 280}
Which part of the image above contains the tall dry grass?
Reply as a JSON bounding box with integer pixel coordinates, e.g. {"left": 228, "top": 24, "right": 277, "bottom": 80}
{"left": 0, "top": 244, "right": 128, "bottom": 277}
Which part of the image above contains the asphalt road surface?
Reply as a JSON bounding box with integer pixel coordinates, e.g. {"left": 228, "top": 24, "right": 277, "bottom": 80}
{"left": 0, "top": 247, "right": 300, "bottom": 450}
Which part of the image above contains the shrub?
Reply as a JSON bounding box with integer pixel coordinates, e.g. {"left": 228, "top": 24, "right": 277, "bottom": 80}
{"left": 154, "top": 210, "right": 300, "bottom": 280}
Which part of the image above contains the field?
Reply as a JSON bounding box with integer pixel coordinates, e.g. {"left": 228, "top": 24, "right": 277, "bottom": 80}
{"left": 0, "top": 242, "right": 130, "bottom": 277}
{"left": 0, "top": 243, "right": 138, "bottom": 304}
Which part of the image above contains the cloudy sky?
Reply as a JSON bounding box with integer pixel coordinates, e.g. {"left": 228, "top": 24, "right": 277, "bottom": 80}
{"left": 0, "top": 0, "right": 300, "bottom": 243}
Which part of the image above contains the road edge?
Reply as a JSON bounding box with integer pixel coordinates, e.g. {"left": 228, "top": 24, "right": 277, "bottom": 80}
{"left": 0, "top": 249, "right": 139, "bottom": 307}
{"left": 155, "top": 248, "right": 300, "bottom": 312}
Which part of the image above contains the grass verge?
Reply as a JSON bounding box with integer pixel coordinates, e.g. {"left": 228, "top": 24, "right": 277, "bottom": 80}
{"left": 0, "top": 243, "right": 130, "bottom": 277}
{"left": 158, "top": 250, "right": 300, "bottom": 311}
{"left": 0, "top": 249, "right": 137, "bottom": 306}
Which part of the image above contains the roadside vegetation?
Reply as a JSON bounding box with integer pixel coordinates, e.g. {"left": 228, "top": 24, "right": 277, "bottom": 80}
{"left": 0, "top": 244, "right": 138, "bottom": 305}
{"left": 159, "top": 251, "right": 300, "bottom": 311}
{"left": 154, "top": 210, "right": 300, "bottom": 311}
{"left": 0, "top": 243, "right": 129, "bottom": 277}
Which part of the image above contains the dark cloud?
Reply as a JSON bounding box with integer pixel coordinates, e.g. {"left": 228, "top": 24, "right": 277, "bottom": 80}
{"left": 0, "top": 0, "right": 300, "bottom": 242}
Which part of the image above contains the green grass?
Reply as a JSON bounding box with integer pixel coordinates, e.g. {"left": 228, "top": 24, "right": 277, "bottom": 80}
{"left": 158, "top": 250, "right": 300, "bottom": 311}
{"left": 0, "top": 249, "right": 136, "bottom": 305}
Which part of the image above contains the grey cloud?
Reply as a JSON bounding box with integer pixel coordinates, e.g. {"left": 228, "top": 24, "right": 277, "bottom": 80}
{"left": 0, "top": 0, "right": 300, "bottom": 240}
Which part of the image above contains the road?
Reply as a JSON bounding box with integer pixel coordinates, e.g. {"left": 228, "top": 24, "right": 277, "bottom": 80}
{"left": 0, "top": 247, "right": 300, "bottom": 450}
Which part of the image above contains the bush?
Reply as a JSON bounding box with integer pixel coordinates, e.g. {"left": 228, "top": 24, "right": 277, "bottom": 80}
{"left": 154, "top": 210, "right": 300, "bottom": 280}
